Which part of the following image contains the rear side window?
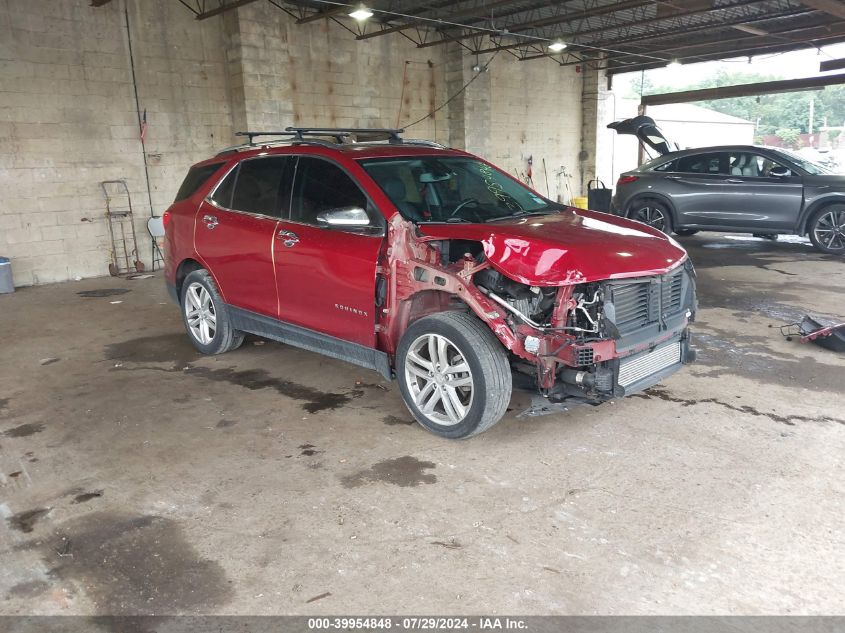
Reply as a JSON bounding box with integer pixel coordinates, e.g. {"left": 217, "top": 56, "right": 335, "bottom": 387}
{"left": 653, "top": 160, "right": 675, "bottom": 172}
{"left": 229, "top": 156, "right": 292, "bottom": 217}
{"left": 677, "top": 153, "right": 723, "bottom": 175}
{"left": 174, "top": 162, "right": 223, "bottom": 201}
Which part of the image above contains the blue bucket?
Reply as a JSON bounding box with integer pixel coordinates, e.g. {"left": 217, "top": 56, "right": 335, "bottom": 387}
{"left": 0, "top": 257, "right": 13, "bottom": 294}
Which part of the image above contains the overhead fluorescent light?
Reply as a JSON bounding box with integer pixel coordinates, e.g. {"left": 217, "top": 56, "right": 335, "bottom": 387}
{"left": 349, "top": 5, "right": 374, "bottom": 20}
{"left": 667, "top": 59, "right": 681, "bottom": 68}
{"left": 548, "top": 41, "right": 567, "bottom": 52}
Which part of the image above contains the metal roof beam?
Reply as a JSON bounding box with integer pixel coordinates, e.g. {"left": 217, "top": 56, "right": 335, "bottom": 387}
{"left": 640, "top": 72, "right": 845, "bottom": 105}
{"left": 820, "top": 56, "right": 845, "bottom": 71}
{"left": 417, "top": 0, "right": 655, "bottom": 49}
{"left": 195, "top": 0, "right": 259, "bottom": 20}
{"left": 800, "top": 0, "right": 845, "bottom": 20}
{"left": 602, "top": 19, "right": 845, "bottom": 65}
{"left": 356, "top": 0, "right": 515, "bottom": 40}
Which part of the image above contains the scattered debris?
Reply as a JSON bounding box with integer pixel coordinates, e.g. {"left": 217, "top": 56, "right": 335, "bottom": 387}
{"left": 431, "top": 538, "right": 461, "bottom": 549}
{"left": 109, "top": 300, "right": 123, "bottom": 305}
{"left": 127, "top": 274, "right": 154, "bottom": 280}
{"left": 39, "top": 357, "right": 60, "bottom": 366}
{"left": 778, "top": 315, "right": 845, "bottom": 353}
{"left": 305, "top": 592, "right": 331, "bottom": 604}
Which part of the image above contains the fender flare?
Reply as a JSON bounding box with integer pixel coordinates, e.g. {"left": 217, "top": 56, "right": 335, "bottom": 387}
{"left": 798, "top": 195, "right": 845, "bottom": 234}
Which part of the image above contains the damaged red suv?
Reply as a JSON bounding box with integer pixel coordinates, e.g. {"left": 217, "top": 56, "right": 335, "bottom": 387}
{"left": 164, "top": 128, "right": 696, "bottom": 438}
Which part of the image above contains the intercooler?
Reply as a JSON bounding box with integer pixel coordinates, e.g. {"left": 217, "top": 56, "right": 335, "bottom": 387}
{"left": 617, "top": 341, "right": 682, "bottom": 388}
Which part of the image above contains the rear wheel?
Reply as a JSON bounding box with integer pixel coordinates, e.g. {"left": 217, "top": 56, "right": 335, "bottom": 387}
{"left": 808, "top": 204, "right": 845, "bottom": 255}
{"left": 180, "top": 269, "right": 244, "bottom": 355}
{"left": 628, "top": 199, "right": 673, "bottom": 234}
{"left": 674, "top": 229, "right": 699, "bottom": 236}
{"left": 396, "top": 312, "right": 512, "bottom": 439}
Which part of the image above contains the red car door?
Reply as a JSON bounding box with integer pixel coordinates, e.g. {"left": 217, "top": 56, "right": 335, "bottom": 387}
{"left": 274, "top": 155, "right": 384, "bottom": 347}
{"left": 194, "top": 156, "right": 292, "bottom": 317}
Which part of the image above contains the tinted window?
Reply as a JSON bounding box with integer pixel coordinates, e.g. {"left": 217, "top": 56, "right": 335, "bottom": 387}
{"left": 174, "top": 162, "right": 223, "bottom": 201}
{"left": 727, "top": 152, "right": 786, "bottom": 178}
{"left": 677, "top": 153, "right": 723, "bottom": 175}
{"left": 210, "top": 165, "right": 238, "bottom": 209}
{"left": 653, "top": 160, "right": 675, "bottom": 172}
{"left": 230, "top": 156, "right": 290, "bottom": 216}
{"left": 291, "top": 157, "right": 368, "bottom": 225}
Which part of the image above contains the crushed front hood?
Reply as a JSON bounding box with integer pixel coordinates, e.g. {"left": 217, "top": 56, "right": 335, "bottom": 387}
{"left": 418, "top": 208, "right": 687, "bottom": 286}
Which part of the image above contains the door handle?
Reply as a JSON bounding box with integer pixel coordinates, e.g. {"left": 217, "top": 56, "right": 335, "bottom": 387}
{"left": 203, "top": 214, "right": 218, "bottom": 229}
{"left": 277, "top": 228, "right": 299, "bottom": 247}
{"left": 726, "top": 178, "right": 744, "bottom": 183}
{"left": 664, "top": 175, "right": 682, "bottom": 180}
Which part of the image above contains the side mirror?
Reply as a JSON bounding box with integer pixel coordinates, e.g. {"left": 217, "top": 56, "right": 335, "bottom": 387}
{"left": 768, "top": 166, "right": 791, "bottom": 178}
{"left": 316, "top": 206, "right": 371, "bottom": 227}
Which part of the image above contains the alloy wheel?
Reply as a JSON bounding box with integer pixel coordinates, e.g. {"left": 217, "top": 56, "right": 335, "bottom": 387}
{"left": 633, "top": 205, "right": 667, "bottom": 231}
{"left": 184, "top": 282, "right": 217, "bottom": 345}
{"left": 404, "top": 333, "right": 474, "bottom": 426}
{"left": 813, "top": 209, "right": 845, "bottom": 252}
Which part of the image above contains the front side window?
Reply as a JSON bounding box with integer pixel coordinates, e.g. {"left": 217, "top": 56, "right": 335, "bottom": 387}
{"left": 770, "top": 148, "right": 831, "bottom": 176}
{"left": 290, "top": 157, "right": 370, "bottom": 226}
{"left": 727, "top": 152, "right": 787, "bottom": 178}
{"left": 359, "top": 156, "right": 559, "bottom": 223}
{"left": 677, "top": 153, "right": 723, "bottom": 175}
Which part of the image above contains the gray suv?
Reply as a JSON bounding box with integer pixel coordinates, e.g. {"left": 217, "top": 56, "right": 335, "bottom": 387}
{"left": 608, "top": 116, "right": 845, "bottom": 255}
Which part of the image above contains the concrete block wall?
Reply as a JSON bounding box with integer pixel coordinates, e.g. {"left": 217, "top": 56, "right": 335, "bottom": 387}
{"left": 487, "top": 54, "right": 584, "bottom": 203}
{"left": 1, "top": 0, "right": 600, "bottom": 287}
{"left": 0, "top": 0, "right": 232, "bottom": 286}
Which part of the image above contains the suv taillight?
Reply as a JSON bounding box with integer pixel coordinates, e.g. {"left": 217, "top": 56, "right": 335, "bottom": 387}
{"left": 162, "top": 210, "right": 171, "bottom": 229}
{"left": 617, "top": 175, "right": 639, "bottom": 185}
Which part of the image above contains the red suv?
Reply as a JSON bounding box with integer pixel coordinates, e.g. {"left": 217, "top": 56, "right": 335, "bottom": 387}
{"left": 164, "top": 128, "right": 696, "bottom": 438}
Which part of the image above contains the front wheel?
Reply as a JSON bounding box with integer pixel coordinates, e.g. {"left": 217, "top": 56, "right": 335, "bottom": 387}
{"left": 674, "top": 229, "right": 699, "bottom": 237}
{"left": 808, "top": 204, "right": 845, "bottom": 255}
{"left": 396, "top": 312, "right": 512, "bottom": 439}
{"left": 628, "top": 200, "right": 673, "bottom": 234}
{"left": 180, "top": 269, "right": 244, "bottom": 355}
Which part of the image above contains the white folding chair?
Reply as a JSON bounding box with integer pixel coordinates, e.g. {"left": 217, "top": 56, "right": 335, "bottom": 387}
{"left": 147, "top": 216, "right": 165, "bottom": 271}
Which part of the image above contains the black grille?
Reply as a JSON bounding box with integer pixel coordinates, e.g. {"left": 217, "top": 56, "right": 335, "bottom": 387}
{"left": 610, "top": 268, "right": 686, "bottom": 335}
{"left": 574, "top": 347, "right": 594, "bottom": 366}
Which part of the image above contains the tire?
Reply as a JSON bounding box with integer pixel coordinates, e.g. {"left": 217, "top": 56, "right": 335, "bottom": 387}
{"left": 674, "top": 229, "right": 699, "bottom": 237}
{"left": 180, "top": 269, "right": 244, "bottom": 355}
{"left": 808, "top": 204, "right": 845, "bottom": 255}
{"left": 396, "top": 312, "right": 512, "bottom": 439}
{"left": 627, "top": 199, "right": 673, "bottom": 234}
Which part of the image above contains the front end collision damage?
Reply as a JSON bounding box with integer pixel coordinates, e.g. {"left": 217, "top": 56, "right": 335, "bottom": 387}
{"left": 377, "top": 215, "right": 696, "bottom": 403}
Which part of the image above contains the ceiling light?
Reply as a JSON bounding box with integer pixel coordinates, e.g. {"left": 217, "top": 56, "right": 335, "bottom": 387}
{"left": 349, "top": 5, "right": 373, "bottom": 20}
{"left": 548, "top": 41, "right": 567, "bottom": 52}
{"left": 668, "top": 59, "right": 681, "bottom": 68}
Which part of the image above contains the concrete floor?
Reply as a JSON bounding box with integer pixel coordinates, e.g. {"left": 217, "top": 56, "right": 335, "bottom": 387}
{"left": 0, "top": 233, "right": 843, "bottom": 616}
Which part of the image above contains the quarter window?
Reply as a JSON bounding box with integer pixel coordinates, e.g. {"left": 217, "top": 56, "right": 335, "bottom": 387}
{"left": 175, "top": 162, "right": 224, "bottom": 202}
{"left": 291, "top": 157, "right": 370, "bottom": 226}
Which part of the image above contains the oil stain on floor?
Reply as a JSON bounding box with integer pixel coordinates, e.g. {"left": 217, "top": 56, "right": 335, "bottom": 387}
{"left": 104, "top": 333, "right": 199, "bottom": 367}
{"left": 187, "top": 366, "right": 363, "bottom": 414}
{"left": 383, "top": 415, "right": 414, "bottom": 426}
{"left": 77, "top": 289, "right": 131, "bottom": 298}
{"left": 342, "top": 456, "right": 437, "bottom": 488}
{"left": 2, "top": 423, "right": 46, "bottom": 438}
{"left": 42, "top": 513, "right": 232, "bottom": 614}
{"left": 8, "top": 508, "right": 51, "bottom": 533}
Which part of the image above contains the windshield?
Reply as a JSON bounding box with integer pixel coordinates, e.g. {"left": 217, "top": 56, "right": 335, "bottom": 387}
{"left": 359, "top": 156, "right": 560, "bottom": 223}
{"left": 770, "top": 148, "right": 832, "bottom": 176}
